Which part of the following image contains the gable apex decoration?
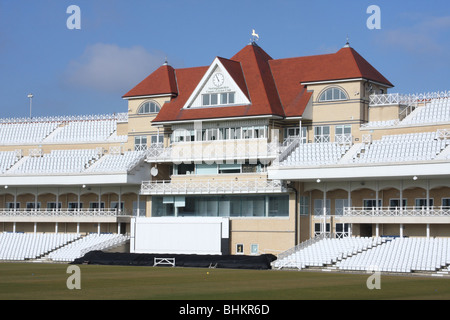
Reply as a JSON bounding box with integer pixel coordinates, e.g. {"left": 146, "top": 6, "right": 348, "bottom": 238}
{"left": 182, "top": 57, "right": 251, "bottom": 109}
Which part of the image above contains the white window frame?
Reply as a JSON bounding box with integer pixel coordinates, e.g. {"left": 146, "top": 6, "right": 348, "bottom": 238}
{"left": 318, "top": 87, "right": 348, "bottom": 102}
{"left": 201, "top": 92, "right": 236, "bottom": 107}
{"left": 137, "top": 101, "right": 161, "bottom": 114}
{"left": 135, "top": 136, "right": 148, "bottom": 151}
{"left": 250, "top": 244, "right": 259, "bottom": 255}
{"left": 314, "top": 126, "right": 330, "bottom": 143}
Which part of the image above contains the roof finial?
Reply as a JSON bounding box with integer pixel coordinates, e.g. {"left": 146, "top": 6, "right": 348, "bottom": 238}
{"left": 344, "top": 35, "right": 350, "bottom": 48}
{"left": 163, "top": 56, "right": 168, "bottom": 66}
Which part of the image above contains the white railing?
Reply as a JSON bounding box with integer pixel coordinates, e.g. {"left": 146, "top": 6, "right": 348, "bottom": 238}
{"left": 361, "top": 134, "right": 372, "bottom": 144}
{"left": 276, "top": 136, "right": 300, "bottom": 164}
{"left": 334, "top": 134, "right": 353, "bottom": 145}
{"left": 141, "top": 178, "right": 287, "bottom": 195}
{"left": 0, "top": 208, "right": 130, "bottom": 217}
{"left": 145, "top": 139, "right": 279, "bottom": 163}
{"left": 0, "top": 113, "right": 128, "bottom": 125}
{"left": 437, "top": 129, "right": 450, "bottom": 140}
{"left": 369, "top": 93, "right": 419, "bottom": 107}
{"left": 126, "top": 152, "right": 147, "bottom": 172}
{"left": 343, "top": 206, "right": 450, "bottom": 217}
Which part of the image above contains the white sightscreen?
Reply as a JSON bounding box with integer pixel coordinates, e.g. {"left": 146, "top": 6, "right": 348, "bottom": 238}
{"left": 131, "top": 217, "right": 228, "bottom": 255}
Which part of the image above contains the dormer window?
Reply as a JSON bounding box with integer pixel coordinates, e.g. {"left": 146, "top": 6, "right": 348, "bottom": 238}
{"left": 318, "top": 87, "right": 348, "bottom": 102}
{"left": 138, "top": 101, "right": 161, "bottom": 114}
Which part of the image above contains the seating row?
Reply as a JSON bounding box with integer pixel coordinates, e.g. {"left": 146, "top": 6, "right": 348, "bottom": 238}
{"left": 273, "top": 236, "right": 450, "bottom": 273}
{"left": 48, "top": 233, "right": 129, "bottom": 262}
{"left": 0, "top": 232, "right": 80, "bottom": 260}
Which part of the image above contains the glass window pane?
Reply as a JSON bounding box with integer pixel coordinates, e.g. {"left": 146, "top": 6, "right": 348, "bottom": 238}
{"left": 221, "top": 93, "right": 228, "bottom": 104}
{"left": 210, "top": 94, "right": 218, "bottom": 105}
{"left": 202, "top": 94, "right": 210, "bottom": 106}
{"left": 228, "top": 92, "right": 235, "bottom": 104}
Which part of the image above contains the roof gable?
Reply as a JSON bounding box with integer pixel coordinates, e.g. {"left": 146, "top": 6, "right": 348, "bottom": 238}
{"left": 181, "top": 57, "right": 251, "bottom": 109}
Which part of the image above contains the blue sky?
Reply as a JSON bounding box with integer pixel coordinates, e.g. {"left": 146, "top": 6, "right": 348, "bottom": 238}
{"left": 0, "top": 0, "right": 449, "bottom": 118}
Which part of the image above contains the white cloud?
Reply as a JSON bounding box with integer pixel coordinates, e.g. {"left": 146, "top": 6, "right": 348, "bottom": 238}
{"left": 379, "top": 15, "right": 450, "bottom": 55}
{"left": 64, "top": 43, "right": 167, "bottom": 93}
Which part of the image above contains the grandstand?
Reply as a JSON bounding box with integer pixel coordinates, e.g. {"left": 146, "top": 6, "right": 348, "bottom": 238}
{"left": 273, "top": 236, "right": 450, "bottom": 275}
{"left": 0, "top": 40, "right": 449, "bottom": 276}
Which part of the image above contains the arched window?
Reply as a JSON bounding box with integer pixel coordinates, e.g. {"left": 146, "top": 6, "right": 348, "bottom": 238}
{"left": 318, "top": 87, "right": 348, "bottom": 102}
{"left": 138, "top": 101, "right": 161, "bottom": 114}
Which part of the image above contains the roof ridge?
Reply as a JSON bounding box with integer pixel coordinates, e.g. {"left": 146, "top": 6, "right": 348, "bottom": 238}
{"left": 232, "top": 44, "right": 284, "bottom": 117}
{"left": 341, "top": 46, "right": 393, "bottom": 87}
{"left": 272, "top": 51, "right": 336, "bottom": 63}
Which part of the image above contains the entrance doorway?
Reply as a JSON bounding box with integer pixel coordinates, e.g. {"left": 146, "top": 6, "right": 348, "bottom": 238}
{"left": 360, "top": 224, "right": 372, "bottom": 237}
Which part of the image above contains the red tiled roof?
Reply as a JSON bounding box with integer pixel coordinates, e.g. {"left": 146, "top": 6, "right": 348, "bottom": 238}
{"left": 153, "top": 43, "right": 285, "bottom": 123}
{"left": 125, "top": 43, "right": 393, "bottom": 123}
{"left": 216, "top": 57, "right": 250, "bottom": 100}
{"left": 269, "top": 46, "right": 393, "bottom": 117}
{"left": 122, "top": 64, "right": 178, "bottom": 98}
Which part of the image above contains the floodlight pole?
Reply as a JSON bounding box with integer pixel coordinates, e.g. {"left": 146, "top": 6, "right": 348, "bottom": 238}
{"left": 27, "top": 93, "right": 33, "bottom": 119}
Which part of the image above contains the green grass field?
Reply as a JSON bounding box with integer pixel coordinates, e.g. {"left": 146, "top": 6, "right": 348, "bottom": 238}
{"left": 0, "top": 262, "right": 449, "bottom": 300}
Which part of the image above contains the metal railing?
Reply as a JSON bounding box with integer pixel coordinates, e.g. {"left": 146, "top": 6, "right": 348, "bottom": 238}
{"left": 141, "top": 178, "right": 287, "bottom": 195}
{"left": 343, "top": 206, "right": 450, "bottom": 217}
{"left": 0, "top": 208, "right": 132, "bottom": 217}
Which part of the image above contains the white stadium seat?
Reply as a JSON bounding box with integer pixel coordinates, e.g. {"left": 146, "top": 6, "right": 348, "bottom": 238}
{"left": 274, "top": 236, "right": 450, "bottom": 273}
{"left": 47, "top": 233, "right": 129, "bottom": 262}
{"left": 0, "top": 232, "right": 129, "bottom": 262}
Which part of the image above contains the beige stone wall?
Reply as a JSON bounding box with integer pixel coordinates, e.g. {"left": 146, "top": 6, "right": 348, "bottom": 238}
{"left": 126, "top": 96, "right": 173, "bottom": 150}
{"left": 229, "top": 192, "right": 296, "bottom": 255}
{"left": 368, "top": 105, "right": 400, "bottom": 122}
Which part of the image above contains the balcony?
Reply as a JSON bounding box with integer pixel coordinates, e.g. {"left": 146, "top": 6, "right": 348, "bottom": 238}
{"left": 145, "top": 139, "right": 279, "bottom": 163}
{"left": 340, "top": 206, "right": 450, "bottom": 224}
{"left": 140, "top": 178, "right": 288, "bottom": 195}
{"left": 0, "top": 208, "right": 132, "bottom": 223}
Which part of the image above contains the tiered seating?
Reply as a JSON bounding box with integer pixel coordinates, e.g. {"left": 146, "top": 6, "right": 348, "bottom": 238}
{"left": 89, "top": 151, "right": 145, "bottom": 172}
{"left": 362, "top": 119, "right": 399, "bottom": 128}
{"left": 281, "top": 142, "right": 348, "bottom": 166}
{"left": 0, "top": 122, "right": 58, "bottom": 144}
{"left": 402, "top": 98, "right": 450, "bottom": 125}
{"left": 13, "top": 149, "right": 100, "bottom": 174}
{"left": 273, "top": 237, "right": 382, "bottom": 269}
{"left": 48, "top": 233, "right": 129, "bottom": 262}
{"left": 0, "top": 232, "right": 80, "bottom": 260}
{"left": 336, "top": 237, "right": 450, "bottom": 273}
{"left": 353, "top": 132, "right": 449, "bottom": 163}
{"left": 0, "top": 151, "right": 19, "bottom": 174}
{"left": 46, "top": 119, "right": 116, "bottom": 142}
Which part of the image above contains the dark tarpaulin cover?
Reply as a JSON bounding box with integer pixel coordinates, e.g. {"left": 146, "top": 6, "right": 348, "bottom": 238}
{"left": 71, "top": 251, "right": 276, "bottom": 270}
